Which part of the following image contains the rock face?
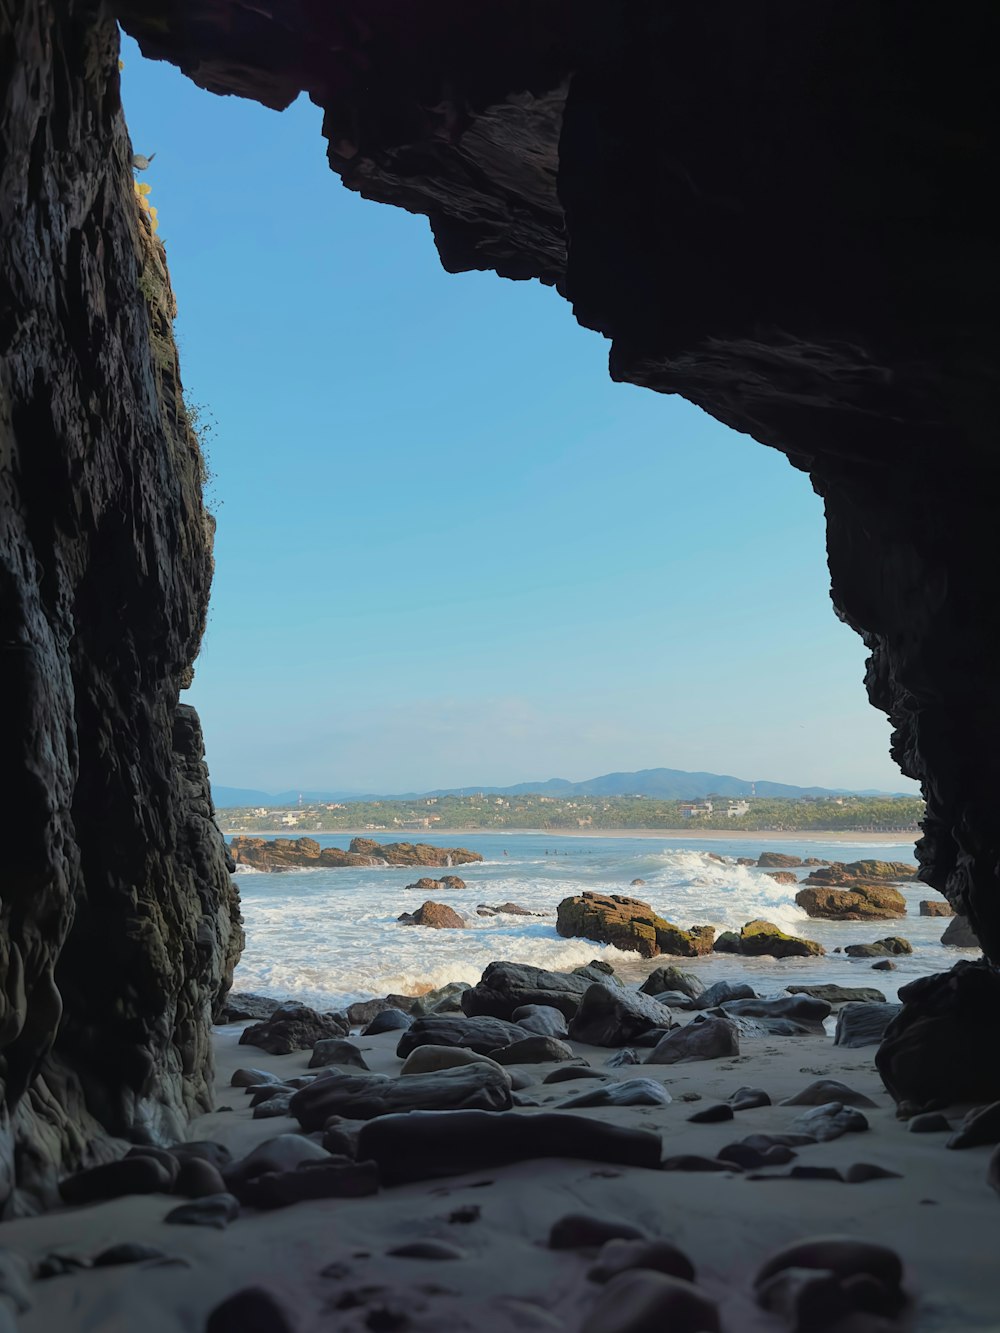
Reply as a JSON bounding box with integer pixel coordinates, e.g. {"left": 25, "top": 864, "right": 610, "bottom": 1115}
{"left": 230, "top": 836, "right": 482, "bottom": 871}
{"left": 795, "top": 884, "right": 907, "bottom": 920}
{"left": 876, "top": 961, "right": 1000, "bottom": 1107}
{"left": 0, "top": 0, "right": 243, "bottom": 1209}
{"left": 557, "top": 893, "right": 714, "bottom": 959}
{"left": 397, "top": 901, "right": 467, "bottom": 929}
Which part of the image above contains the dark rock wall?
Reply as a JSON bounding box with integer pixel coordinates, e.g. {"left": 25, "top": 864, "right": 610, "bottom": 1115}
{"left": 119, "top": 0, "right": 1000, "bottom": 957}
{"left": 0, "top": 0, "right": 241, "bottom": 1209}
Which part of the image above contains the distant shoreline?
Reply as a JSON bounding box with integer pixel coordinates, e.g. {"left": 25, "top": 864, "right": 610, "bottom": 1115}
{"left": 218, "top": 825, "right": 918, "bottom": 846}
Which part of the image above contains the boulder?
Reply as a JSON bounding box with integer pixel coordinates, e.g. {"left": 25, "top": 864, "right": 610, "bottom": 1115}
{"left": 712, "top": 931, "right": 741, "bottom": 954}
{"left": 239, "top": 1004, "right": 347, "bottom": 1055}
{"left": 346, "top": 995, "right": 419, "bottom": 1025}
{"left": 308, "top": 1038, "right": 370, "bottom": 1070}
{"left": 357, "top": 1109, "right": 663, "bottom": 1185}
{"left": 362, "top": 1008, "right": 413, "bottom": 1035}
{"left": 834, "top": 1003, "right": 902, "bottom": 1049}
{"left": 223, "top": 993, "right": 283, "bottom": 1023}
{"left": 919, "top": 899, "right": 955, "bottom": 917}
{"left": 720, "top": 995, "right": 831, "bottom": 1031}
{"left": 397, "top": 900, "right": 466, "bottom": 929}
{"left": 461, "top": 960, "right": 611, "bottom": 1021}
{"left": 844, "top": 937, "right": 912, "bottom": 958}
{"left": 765, "top": 871, "right": 799, "bottom": 885}
{"left": 645, "top": 1017, "right": 739, "bottom": 1064}
{"left": 690, "top": 980, "right": 756, "bottom": 1010}
{"left": 876, "top": 961, "right": 1000, "bottom": 1107}
{"left": 794, "top": 884, "right": 906, "bottom": 920}
{"left": 396, "top": 1013, "right": 525, "bottom": 1057}
{"left": 802, "top": 860, "right": 916, "bottom": 885}
{"left": 787, "top": 1102, "right": 870, "bottom": 1141}
{"left": 222, "top": 1135, "right": 331, "bottom": 1194}
{"left": 239, "top": 1160, "right": 379, "bottom": 1209}
{"left": 411, "top": 981, "right": 474, "bottom": 1015}
{"left": 941, "top": 915, "right": 981, "bottom": 948}
{"left": 556, "top": 892, "right": 714, "bottom": 959}
{"left": 399, "top": 1045, "right": 509, "bottom": 1078}
{"left": 580, "top": 1271, "right": 721, "bottom": 1333}
{"left": 738, "top": 919, "right": 824, "bottom": 958}
{"left": 589, "top": 1239, "right": 696, "bottom": 1285}
{"left": 512, "top": 1003, "right": 569, "bottom": 1037}
{"left": 757, "top": 853, "right": 803, "bottom": 868}
{"left": 477, "top": 902, "right": 540, "bottom": 916}
{"left": 786, "top": 984, "right": 887, "bottom": 1005}
{"left": 568, "top": 984, "right": 676, "bottom": 1046}
{"left": 490, "top": 1035, "right": 575, "bottom": 1064}
{"left": 639, "top": 966, "right": 705, "bottom": 1001}
{"left": 289, "top": 1064, "right": 513, "bottom": 1127}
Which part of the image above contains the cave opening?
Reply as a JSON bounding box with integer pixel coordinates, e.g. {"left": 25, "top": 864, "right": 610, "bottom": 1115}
{"left": 2, "top": 1, "right": 999, "bottom": 1326}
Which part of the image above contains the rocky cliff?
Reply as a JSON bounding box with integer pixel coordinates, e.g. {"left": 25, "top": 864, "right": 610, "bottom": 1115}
{"left": 112, "top": 1, "right": 1000, "bottom": 958}
{"left": 0, "top": 0, "right": 241, "bottom": 1210}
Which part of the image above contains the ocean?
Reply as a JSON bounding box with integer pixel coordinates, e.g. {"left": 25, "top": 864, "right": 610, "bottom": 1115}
{"left": 228, "top": 832, "right": 971, "bottom": 1010}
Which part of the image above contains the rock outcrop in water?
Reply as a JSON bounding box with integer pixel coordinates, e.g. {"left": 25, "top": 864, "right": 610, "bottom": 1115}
{"left": 795, "top": 884, "right": 907, "bottom": 921}
{"left": 229, "top": 836, "right": 483, "bottom": 871}
{"left": 802, "top": 862, "right": 917, "bottom": 887}
{"left": 557, "top": 893, "right": 715, "bottom": 959}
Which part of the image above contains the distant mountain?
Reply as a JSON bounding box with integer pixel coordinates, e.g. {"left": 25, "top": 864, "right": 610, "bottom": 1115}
{"left": 212, "top": 767, "right": 915, "bottom": 808}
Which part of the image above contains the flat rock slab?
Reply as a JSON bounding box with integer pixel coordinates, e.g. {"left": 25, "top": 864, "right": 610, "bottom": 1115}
{"left": 834, "top": 1002, "right": 902, "bottom": 1048}
{"left": 786, "top": 984, "right": 887, "bottom": 1005}
{"left": 645, "top": 1017, "right": 739, "bottom": 1065}
{"left": 396, "top": 1014, "right": 525, "bottom": 1057}
{"left": 557, "top": 1078, "right": 673, "bottom": 1109}
{"left": 720, "top": 996, "right": 831, "bottom": 1029}
{"left": 290, "top": 1064, "right": 512, "bottom": 1129}
{"left": 568, "top": 984, "right": 674, "bottom": 1046}
{"left": 357, "top": 1109, "right": 663, "bottom": 1185}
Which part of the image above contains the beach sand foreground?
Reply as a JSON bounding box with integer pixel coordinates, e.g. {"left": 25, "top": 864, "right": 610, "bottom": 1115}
{"left": 3, "top": 988, "right": 997, "bottom": 1332}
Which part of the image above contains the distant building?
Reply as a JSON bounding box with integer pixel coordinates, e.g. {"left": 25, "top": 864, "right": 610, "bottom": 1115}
{"left": 253, "top": 808, "right": 269, "bottom": 817}
{"left": 681, "top": 801, "right": 714, "bottom": 818}
{"left": 280, "top": 812, "right": 300, "bottom": 826}
{"left": 726, "top": 800, "right": 750, "bottom": 818}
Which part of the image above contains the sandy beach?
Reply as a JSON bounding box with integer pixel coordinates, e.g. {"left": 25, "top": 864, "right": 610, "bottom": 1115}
{"left": 5, "top": 971, "right": 996, "bottom": 1332}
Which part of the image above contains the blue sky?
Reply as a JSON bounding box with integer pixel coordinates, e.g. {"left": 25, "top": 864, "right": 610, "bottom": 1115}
{"left": 120, "top": 36, "right": 916, "bottom": 796}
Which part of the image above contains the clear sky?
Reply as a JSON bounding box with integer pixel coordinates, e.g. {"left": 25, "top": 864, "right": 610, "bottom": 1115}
{"left": 119, "top": 35, "right": 916, "bottom": 797}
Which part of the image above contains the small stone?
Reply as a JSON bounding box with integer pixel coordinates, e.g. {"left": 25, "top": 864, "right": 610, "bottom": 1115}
{"left": 729, "top": 1086, "right": 771, "bottom": 1111}
{"left": 781, "top": 1079, "right": 877, "bottom": 1108}
{"left": 718, "top": 1142, "right": 796, "bottom": 1169}
{"left": 947, "top": 1100, "right": 1000, "bottom": 1149}
{"left": 787, "top": 1103, "right": 869, "bottom": 1142}
{"left": 549, "top": 1213, "right": 646, "bottom": 1250}
{"left": 756, "top": 1266, "right": 850, "bottom": 1330}
{"left": 908, "top": 1112, "right": 951, "bottom": 1133}
{"left": 309, "top": 1039, "right": 370, "bottom": 1071}
{"left": 173, "top": 1158, "right": 227, "bottom": 1198}
{"left": 606, "top": 1048, "right": 640, "bottom": 1067}
{"left": 165, "top": 1193, "right": 240, "bottom": 1229}
{"left": 661, "top": 1155, "right": 738, "bottom": 1173}
{"left": 231, "top": 1067, "right": 283, "bottom": 1088}
{"left": 59, "top": 1156, "right": 174, "bottom": 1204}
{"left": 755, "top": 1235, "right": 904, "bottom": 1290}
{"left": 542, "top": 1066, "right": 606, "bottom": 1084}
{"left": 489, "top": 1036, "right": 575, "bottom": 1064}
{"left": 687, "top": 1103, "right": 733, "bottom": 1124}
{"left": 363, "top": 1009, "right": 413, "bottom": 1036}
{"left": 206, "top": 1287, "right": 297, "bottom": 1333}
{"left": 844, "top": 1163, "right": 903, "bottom": 1183}
{"left": 93, "top": 1242, "right": 168, "bottom": 1266}
{"left": 580, "top": 1270, "right": 721, "bottom": 1333}
{"left": 386, "top": 1239, "right": 466, "bottom": 1260}
{"left": 125, "top": 1146, "right": 181, "bottom": 1186}
{"left": 589, "top": 1238, "right": 696, "bottom": 1285}
{"left": 871, "top": 960, "right": 896, "bottom": 971}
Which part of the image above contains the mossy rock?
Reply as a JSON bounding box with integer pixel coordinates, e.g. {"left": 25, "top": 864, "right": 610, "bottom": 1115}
{"left": 844, "top": 936, "right": 913, "bottom": 958}
{"left": 739, "top": 918, "right": 825, "bottom": 959}
{"left": 795, "top": 883, "right": 906, "bottom": 920}
{"left": 713, "top": 931, "right": 741, "bottom": 954}
{"left": 556, "top": 892, "right": 714, "bottom": 959}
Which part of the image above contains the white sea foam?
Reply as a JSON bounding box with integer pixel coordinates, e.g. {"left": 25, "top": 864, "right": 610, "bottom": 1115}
{"left": 229, "top": 834, "right": 935, "bottom": 1008}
